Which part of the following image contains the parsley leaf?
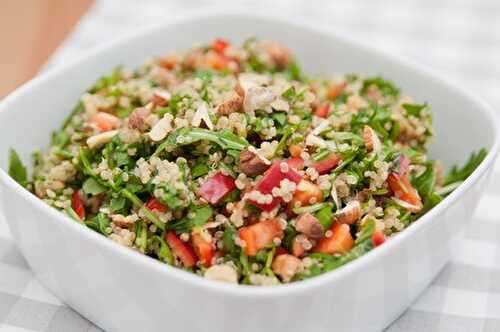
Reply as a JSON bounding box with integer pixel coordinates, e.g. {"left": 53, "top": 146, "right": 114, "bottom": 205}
{"left": 444, "top": 149, "right": 487, "bottom": 185}
{"left": 8, "top": 149, "right": 27, "bottom": 187}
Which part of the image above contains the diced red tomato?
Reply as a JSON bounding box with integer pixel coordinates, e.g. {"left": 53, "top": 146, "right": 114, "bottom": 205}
{"left": 191, "top": 232, "right": 214, "bottom": 267}
{"left": 248, "top": 161, "right": 302, "bottom": 211}
{"left": 89, "top": 112, "right": 120, "bottom": 132}
{"left": 199, "top": 172, "right": 236, "bottom": 205}
{"left": 145, "top": 198, "right": 167, "bottom": 213}
{"left": 313, "top": 223, "right": 354, "bottom": 255}
{"left": 311, "top": 153, "right": 341, "bottom": 175}
{"left": 285, "top": 157, "right": 305, "bottom": 170}
{"left": 289, "top": 180, "right": 323, "bottom": 208}
{"left": 327, "top": 81, "right": 347, "bottom": 100}
{"left": 314, "top": 103, "right": 331, "bottom": 118}
{"left": 387, "top": 172, "right": 423, "bottom": 213}
{"left": 165, "top": 231, "right": 198, "bottom": 267}
{"left": 212, "top": 38, "right": 230, "bottom": 54}
{"left": 159, "top": 55, "right": 177, "bottom": 70}
{"left": 239, "top": 219, "right": 284, "bottom": 256}
{"left": 206, "top": 52, "right": 228, "bottom": 70}
{"left": 372, "top": 229, "right": 385, "bottom": 247}
{"left": 72, "top": 190, "right": 86, "bottom": 220}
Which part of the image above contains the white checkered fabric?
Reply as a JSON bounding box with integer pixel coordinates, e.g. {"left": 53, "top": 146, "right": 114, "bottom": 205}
{"left": 1, "top": 0, "right": 499, "bottom": 330}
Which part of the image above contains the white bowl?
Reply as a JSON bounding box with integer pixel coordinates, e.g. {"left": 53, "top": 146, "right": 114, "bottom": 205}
{"left": 0, "top": 11, "right": 498, "bottom": 332}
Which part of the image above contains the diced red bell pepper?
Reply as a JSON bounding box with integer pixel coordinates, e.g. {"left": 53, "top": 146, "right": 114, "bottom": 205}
{"left": 212, "top": 38, "right": 230, "bottom": 54}
{"left": 248, "top": 161, "right": 302, "bottom": 211}
{"left": 199, "top": 172, "right": 236, "bottom": 205}
{"left": 191, "top": 232, "right": 214, "bottom": 267}
{"left": 314, "top": 103, "right": 331, "bottom": 118}
{"left": 145, "top": 198, "right": 167, "bottom": 213}
{"left": 313, "top": 223, "right": 354, "bottom": 255}
{"left": 312, "top": 153, "right": 341, "bottom": 175}
{"left": 387, "top": 172, "right": 423, "bottom": 213}
{"left": 239, "top": 219, "right": 284, "bottom": 256}
{"left": 285, "top": 157, "right": 305, "bottom": 170}
{"left": 165, "top": 231, "right": 198, "bottom": 268}
{"left": 372, "top": 229, "right": 385, "bottom": 247}
{"left": 72, "top": 190, "right": 85, "bottom": 220}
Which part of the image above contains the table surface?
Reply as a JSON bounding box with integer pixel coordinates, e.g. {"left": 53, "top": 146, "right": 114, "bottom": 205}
{"left": 1, "top": 0, "right": 500, "bottom": 331}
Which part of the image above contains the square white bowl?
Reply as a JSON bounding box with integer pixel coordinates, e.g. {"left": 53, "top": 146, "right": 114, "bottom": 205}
{"left": 0, "top": 11, "right": 498, "bottom": 332}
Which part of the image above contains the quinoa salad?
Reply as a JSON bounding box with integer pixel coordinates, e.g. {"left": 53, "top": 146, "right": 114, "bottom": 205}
{"left": 8, "top": 38, "right": 487, "bottom": 285}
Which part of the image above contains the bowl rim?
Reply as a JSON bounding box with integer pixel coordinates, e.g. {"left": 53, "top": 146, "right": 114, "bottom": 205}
{"left": 0, "top": 9, "right": 499, "bottom": 298}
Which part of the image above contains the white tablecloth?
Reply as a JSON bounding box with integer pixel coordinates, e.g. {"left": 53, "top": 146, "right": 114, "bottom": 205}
{"left": 1, "top": 0, "right": 499, "bottom": 331}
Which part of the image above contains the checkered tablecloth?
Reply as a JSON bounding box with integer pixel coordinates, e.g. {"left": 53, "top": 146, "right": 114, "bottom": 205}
{"left": 1, "top": 0, "right": 500, "bottom": 331}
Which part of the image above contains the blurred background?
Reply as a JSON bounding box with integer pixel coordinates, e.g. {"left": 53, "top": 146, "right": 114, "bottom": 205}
{"left": 2, "top": 0, "right": 500, "bottom": 105}
{"left": 1, "top": 0, "right": 499, "bottom": 331}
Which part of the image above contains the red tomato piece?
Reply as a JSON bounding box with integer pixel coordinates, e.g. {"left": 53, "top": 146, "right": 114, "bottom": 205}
{"left": 199, "top": 172, "right": 236, "bottom": 205}
{"left": 313, "top": 223, "right": 354, "bottom": 255}
{"left": 191, "top": 232, "right": 214, "bottom": 267}
{"left": 312, "top": 153, "right": 341, "bottom": 175}
{"left": 165, "top": 231, "right": 198, "bottom": 268}
{"left": 285, "top": 157, "right": 305, "bottom": 170}
{"left": 72, "top": 190, "right": 85, "bottom": 220}
{"left": 372, "top": 229, "right": 385, "bottom": 247}
{"left": 387, "top": 172, "right": 423, "bottom": 212}
{"left": 238, "top": 219, "right": 284, "bottom": 256}
{"left": 145, "top": 198, "right": 167, "bottom": 213}
{"left": 248, "top": 161, "right": 302, "bottom": 211}
{"left": 314, "top": 103, "right": 331, "bottom": 118}
{"left": 212, "top": 38, "right": 230, "bottom": 54}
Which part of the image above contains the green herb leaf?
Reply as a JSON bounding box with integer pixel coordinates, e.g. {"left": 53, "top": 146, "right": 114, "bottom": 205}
{"left": 167, "top": 205, "right": 213, "bottom": 234}
{"left": 444, "top": 148, "right": 487, "bottom": 185}
{"left": 154, "top": 128, "right": 250, "bottom": 156}
{"left": 413, "top": 161, "right": 436, "bottom": 200}
{"left": 402, "top": 103, "right": 428, "bottom": 118}
{"left": 82, "top": 178, "right": 106, "bottom": 196}
{"left": 8, "top": 149, "right": 27, "bottom": 186}
{"left": 361, "top": 76, "right": 400, "bottom": 98}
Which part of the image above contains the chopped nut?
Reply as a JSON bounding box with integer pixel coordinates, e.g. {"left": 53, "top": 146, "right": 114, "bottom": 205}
{"left": 288, "top": 144, "right": 303, "bottom": 158}
{"left": 148, "top": 114, "right": 173, "bottom": 142}
{"left": 264, "top": 42, "right": 291, "bottom": 68}
{"left": 192, "top": 102, "right": 214, "bottom": 130}
{"left": 272, "top": 254, "right": 302, "bottom": 282}
{"left": 363, "top": 125, "right": 382, "bottom": 153}
{"left": 334, "top": 200, "right": 362, "bottom": 225}
{"left": 295, "top": 213, "right": 324, "bottom": 239}
{"left": 111, "top": 214, "right": 136, "bottom": 228}
{"left": 239, "top": 148, "right": 271, "bottom": 176}
{"left": 270, "top": 98, "right": 289, "bottom": 112}
{"left": 151, "top": 90, "right": 171, "bottom": 107}
{"left": 291, "top": 235, "right": 307, "bottom": 257}
{"left": 216, "top": 91, "right": 243, "bottom": 115}
{"left": 243, "top": 86, "right": 276, "bottom": 113}
{"left": 87, "top": 130, "right": 119, "bottom": 149}
{"left": 128, "top": 107, "right": 151, "bottom": 131}
{"left": 237, "top": 73, "right": 271, "bottom": 93}
{"left": 204, "top": 264, "right": 238, "bottom": 284}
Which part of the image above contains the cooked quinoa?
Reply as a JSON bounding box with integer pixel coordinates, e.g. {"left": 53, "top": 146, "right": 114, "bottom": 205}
{"left": 8, "top": 38, "right": 487, "bottom": 285}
